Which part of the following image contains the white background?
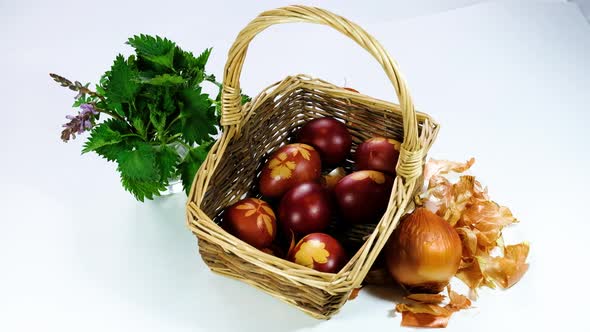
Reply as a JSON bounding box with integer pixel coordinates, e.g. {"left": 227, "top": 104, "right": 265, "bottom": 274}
{"left": 1, "top": 0, "right": 589, "bottom": 331}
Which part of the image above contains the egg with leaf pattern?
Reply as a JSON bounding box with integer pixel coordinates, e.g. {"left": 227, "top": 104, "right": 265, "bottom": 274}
{"left": 288, "top": 233, "right": 347, "bottom": 273}
{"left": 224, "top": 198, "right": 277, "bottom": 248}
{"left": 259, "top": 144, "right": 322, "bottom": 198}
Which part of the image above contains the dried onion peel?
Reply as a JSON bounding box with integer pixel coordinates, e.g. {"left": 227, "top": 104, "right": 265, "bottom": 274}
{"left": 395, "top": 285, "right": 472, "bottom": 328}
{"left": 421, "top": 158, "right": 529, "bottom": 297}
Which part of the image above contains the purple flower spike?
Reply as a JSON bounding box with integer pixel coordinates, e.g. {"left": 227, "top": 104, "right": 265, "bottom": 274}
{"left": 83, "top": 120, "right": 92, "bottom": 130}
{"left": 60, "top": 104, "right": 99, "bottom": 142}
{"left": 80, "top": 103, "right": 98, "bottom": 115}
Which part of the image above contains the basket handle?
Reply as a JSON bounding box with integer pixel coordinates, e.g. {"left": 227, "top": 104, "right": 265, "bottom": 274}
{"left": 221, "top": 5, "right": 424, "bottom": 180}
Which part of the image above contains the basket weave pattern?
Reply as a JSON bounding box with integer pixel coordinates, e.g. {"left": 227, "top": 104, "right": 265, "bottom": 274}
{"left": 186, "top": 6, "right": 439, "bottom": 319}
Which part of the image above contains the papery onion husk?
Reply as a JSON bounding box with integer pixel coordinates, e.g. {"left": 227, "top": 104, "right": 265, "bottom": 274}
{"left": 385, "top": 208, "right": 462, "bottom": 293}
{"left": 395, "top": 284, "right": 472, "bottom": 328}
{"left": 421, "top": 158, "right": 530, "bottom": 296}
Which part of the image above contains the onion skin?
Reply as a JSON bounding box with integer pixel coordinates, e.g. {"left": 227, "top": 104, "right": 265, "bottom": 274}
{"left": 385, "top": 208, "right": 462, "bottom": 293}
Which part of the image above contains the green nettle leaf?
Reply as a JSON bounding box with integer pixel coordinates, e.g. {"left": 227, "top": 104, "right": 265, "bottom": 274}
{"left": 127, "top": 35, "right": 175, "bottom": 57}
{"left": 162, "top": 89, "right": 176, "bottom": 114}
{"left": 88, "top": 119, "right": 132, "bottom": 161}
{"left": 174, "top": 48, "right": 204, "bottom": 70}
{"left": 72, "top": 95, "right": 90, "bottom": 107}
{"left": 116, "top": 142, "right": 159, "bottom": 181}
{"left": 180, "top": 88, "right": 217, "bottom": 145}
{"left": 95, "top": 83, "right": 106, "bottom": 96}
{"left": 120, "top": 174, "right": 163, "bottom": 202}
{"left": 142, "top": 47, "right": 176, "bottom": 70}
{"left": 174, "top": 47, "right": 210, "bottom": 85}
{"left": 127, "top": 35, "right": 176, "bottom": 69}
{"left": 149, "top": 109, "right": 167, "bottom": 132}
{"left": 104, "top": 55, "right": 140, "bottom": 104}
{"left": 95, "top": 142, "right": 129, "bottom": 162}
{"left": 194, "top": 48, "right": 211, "bottom": 69}
{"left": 179, "top": 141, "right": 213, "bottom": 194}
{"left": 82, "top": 119, "right": 125, "bottom": 153}
{"left": 118, "top": 144, "right": 179, "bottom": 202}
{"left": 132, "top": 117, "right": 147, "bottom": 138}
{"left": 155, "top": 144, "right": 180, "bottom": 182}
{"left": 143, "top": 74, "right": 186, "bottom": 86}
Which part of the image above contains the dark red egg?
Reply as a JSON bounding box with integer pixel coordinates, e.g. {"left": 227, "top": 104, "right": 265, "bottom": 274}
{"left": 289, "top": 233, "right": 347, "bottom": 273}
{"left": 355, "top": 137, "right": 401, "bottom": 175}
{"left": 260, "top": 242, "right": 288, "bottom": 258}
{"left": 279, "top": 182, "right": 332, "bottom": 236}
{"left": 259, "top": 144, "right": 322, "bottom": 198}
{"left": 297, "top": 117, "right": 352, "bottom": 166}
{"left": 334, "top": 170, "right": 394, "bottom": 224}
{"left": 224, "top": 198, "right": 277, "bottom": 248}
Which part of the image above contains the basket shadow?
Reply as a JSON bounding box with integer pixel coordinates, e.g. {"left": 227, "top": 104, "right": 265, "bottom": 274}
{"left": 362, "top": 284, "right": 406, "bottom": 302}
{"left": 362, "top": 285, "right": 406, "bottom": 319}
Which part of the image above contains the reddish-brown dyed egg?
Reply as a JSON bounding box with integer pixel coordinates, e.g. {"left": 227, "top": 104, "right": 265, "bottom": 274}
{"left": 297, "top": 118, "right": 352, "bottom": 166}
{"left": 334, "top": 170, "right": 394, "bottom": 224}
{"left": 289, "top": 233, "right": 347, "bottom": 273}
{"left": 259, "top": 144, "right": 322, "bottom": 198}
{"left": 224, "top": 198, "right": 277, "bottom": 248}
{"left": 279, "top": 182, "right": 332, "bottom": 236}
{"left": 355, "top": 137, "right": 401, "bottom": 175}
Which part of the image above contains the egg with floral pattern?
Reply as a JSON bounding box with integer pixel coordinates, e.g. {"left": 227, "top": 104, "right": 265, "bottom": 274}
{"left": 259, "top": 144, "right": 322, "bottom": 198}
{"left": 289, "top": 233, "right": 347, "bottom": 273}
{"left": 224, "top": 198, "right": 277, "bottom": 248}
{"left": 334, "top": 170, "right": 394, "bottom": 224}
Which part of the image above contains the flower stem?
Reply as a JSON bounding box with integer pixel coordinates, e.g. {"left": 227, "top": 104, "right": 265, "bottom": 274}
{"left": 166, "top": 133, "right": 183, "bottom": 143}
{"left": 94, "top": 106, "right": 126, "bottom": 122}
{"left": 164, "top": 116, "right": 181, "bottom": 134}
{"left": 120, "top": 133, "right": 145, "bottom": 140}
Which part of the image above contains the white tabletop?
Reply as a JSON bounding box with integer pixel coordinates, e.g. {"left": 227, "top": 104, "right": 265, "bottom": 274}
{"left": 1, "top": 1, "right": 589, "bottom": 331}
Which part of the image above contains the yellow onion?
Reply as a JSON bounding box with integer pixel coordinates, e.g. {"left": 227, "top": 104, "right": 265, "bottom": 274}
{"left": 385, "top": 207, "right": 462, "bottom": 293}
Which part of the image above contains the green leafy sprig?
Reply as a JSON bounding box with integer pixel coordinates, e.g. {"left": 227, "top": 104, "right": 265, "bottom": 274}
{"left": 51, "top": 35, "right": 247, "bottom": 201}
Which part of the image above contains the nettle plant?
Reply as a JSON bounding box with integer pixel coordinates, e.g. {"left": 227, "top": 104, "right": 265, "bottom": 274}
{"left": 51, "top": 35, "right": 248, "bottom": 201}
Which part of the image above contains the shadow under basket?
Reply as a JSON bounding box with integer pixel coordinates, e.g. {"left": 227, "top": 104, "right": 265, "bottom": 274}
{"left": 186, "top": 6, "right": 439, "bottom": 319}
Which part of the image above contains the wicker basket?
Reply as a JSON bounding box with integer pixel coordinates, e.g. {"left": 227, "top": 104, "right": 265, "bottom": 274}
{"left": 186, "top": 5, "right": 439, "bottom": 319}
